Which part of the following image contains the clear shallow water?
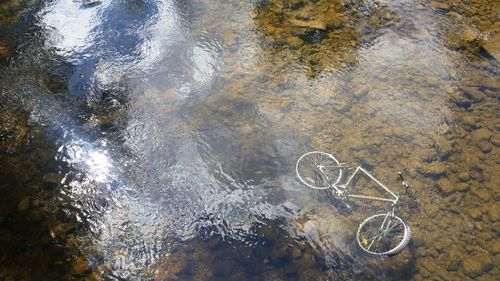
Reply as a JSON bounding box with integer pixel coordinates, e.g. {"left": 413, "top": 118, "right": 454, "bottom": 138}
{"left": 0, "top": 0, "right": 498, "bottom": 280}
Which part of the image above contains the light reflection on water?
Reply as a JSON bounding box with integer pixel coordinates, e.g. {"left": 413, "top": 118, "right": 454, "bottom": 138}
{"left": 0, "top": 0, "right": 498, "bottom": 280}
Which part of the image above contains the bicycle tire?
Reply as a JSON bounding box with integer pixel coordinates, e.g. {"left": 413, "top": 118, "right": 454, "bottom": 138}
{"left": 356, "top": 213, "right": 411, "bottom": 256}
{"left": 296, "top": 151, "right": 343, "bottom": 189}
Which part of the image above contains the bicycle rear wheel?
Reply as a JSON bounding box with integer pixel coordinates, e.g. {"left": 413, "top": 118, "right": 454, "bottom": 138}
{"left": 356, "top": 213, "right": 411, "bottom": 256}
{"left": 296, "top": 151, "right": 343, "bottom": 189}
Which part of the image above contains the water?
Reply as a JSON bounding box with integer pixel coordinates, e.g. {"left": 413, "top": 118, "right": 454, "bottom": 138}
{"left": 0, "top": 0, "right": 498, "bottom": 280}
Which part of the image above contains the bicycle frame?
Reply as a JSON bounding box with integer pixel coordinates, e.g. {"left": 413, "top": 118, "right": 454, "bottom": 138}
{"left": 319, "top": 165, "right": 399, "bottom": 205}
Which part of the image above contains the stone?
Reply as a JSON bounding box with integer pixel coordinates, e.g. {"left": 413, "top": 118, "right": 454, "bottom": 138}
{"left": 485, "top": 207, "right": 499, "bottom": 222}
{"left": 471, "top": 186, "right": 491, "bottom": 202}
{"left": 72, "top": 256, "right": 88, "bottom": 274}
{"left": 289, "top": 18, "right": 327, "bottom": 30}
{"left": 477, "top": 142, "right": 493, "bottom": 153}
{"left": 0, "top": 46, "right": 8, "bottom": 56}
{"left": 458, "top": 171, "right": 471, "bottom": 182}
{"left": 435, "top": 136, "right": 453, "bottom": 156}
{"left": 462, "top": 115, "right": 476, "bottom": 129}
{"left": 447, "top": 259, "right": 461, "bottom": 271}
{"left": 430, "top": 1, "right": 450, "bottom": 12}
{"left": 470, "top": 128, "right": 493, "bottom": 143}
{"left": 467, "top": 207, "right": 483, "bottom": 220}
{"left": 418, "top": 161, "right": 447, "bottom": 177}
{"left": 463, "top": 253, "right": 493, "bottom": 278}
{"left": 287, "top": 36, "right": 304, "bottom": 49}
{"left": 462, "top": 25, "right": 480, "bottom": 43}
{"left": 17, "top": 197, "right": 31, "bottom": 213}
{"left": 289, "top": 247, "right": 303, "bottom": 259}
{"left": 482, "top": 31, "right": 500, "bottom": 61}
{"left": 43, "top": 173, "right": 63, "bottom": 184}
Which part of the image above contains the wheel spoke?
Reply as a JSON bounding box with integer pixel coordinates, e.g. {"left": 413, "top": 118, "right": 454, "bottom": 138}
{"left": 358, "top": 214, "right": 409, "bottom": 255}
{"left": 297, "top": 152, "right": 341, "bottom": 189}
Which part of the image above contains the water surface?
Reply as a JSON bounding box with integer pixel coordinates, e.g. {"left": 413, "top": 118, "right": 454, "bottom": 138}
{"left": 0, "top": 0, "right": 498, "bottom": 280}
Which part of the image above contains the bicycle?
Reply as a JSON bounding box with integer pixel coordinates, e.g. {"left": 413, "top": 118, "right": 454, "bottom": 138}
{"left": 295, "top": 151, "right": 412, "bottom": 257}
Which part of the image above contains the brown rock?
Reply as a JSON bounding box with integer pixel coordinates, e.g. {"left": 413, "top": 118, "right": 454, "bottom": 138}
{"left": 0, "top": 46, "right": 7, "bottom": 56}
{"left": 471, "top": 186, "right": 491, "bottom": 202}
{"left": 463, "top": 253, "right": 493, "bottom": 277}
{"left": 17, "top": 197, "right": 31, "bottom": 213}
{"left": 436, "top": 178, "right": 451, "bottom": 194}
{"left": 462, "top": 25, "right": 480, "bottom": 43}
{"left": 430, "top": 1, "right": 450, "bottom": 12}
{"left": 458, "top": 171, "right": 471, "bottom": 182}
{"left": 470, "top": 128, "right": 493, "bottom": 143}
{"left": 435, "top": 136, "right": 452, "bottom": 156}
{"left": 461, "top": 115, "right": 476, "bottom": 130}
{"left": 467, "top": 207, "right": 483, "bottom": 220}
{"left": 482, "top": 31, "right": 500, "bottom": 61}
{"left": 43, "top": 173, "right": 63, "bottom": 184}
{"left": 418, "top": 161, "right": 447, "bottom": 177}
{"left": 72, "top": 256, "right": 88, "bottom": 275}
{"left": 289, "top": 19, "right": 327, "bottom": 30}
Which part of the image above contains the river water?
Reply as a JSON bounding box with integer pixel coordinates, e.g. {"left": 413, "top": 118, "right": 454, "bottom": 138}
{"left": 0, "top": 0, "right": 498, "bottom": 280}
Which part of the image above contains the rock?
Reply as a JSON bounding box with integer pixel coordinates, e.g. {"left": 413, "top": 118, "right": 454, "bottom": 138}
{"left": 72, "top": 256, "right": 88, "bottom": 274}
{"left": 17, "top": 197, "right": 31, "bottom": 213}
{"left": 88, "top": 270, "right": 102, "bottom": 281}
{"left": 462, "top": 25, "right": 480, "bottom": 43}
{"left": 463, "top": 253, "right": 493, "bottom": 278}
{"left": 289, "top": 18, "right": 327, "bottom": 30}
{"left": 0, "top": 45, "right": 8, "bottom": 56}
{"left": 43, "top": 173, "right": 63, "bottom": 184}
{"left": 289, "top": 247, "right": 303, "bottom": 259}
{"left": 462, "top": 115, "right": 476, "bottom": 129}
{"left": 287, "top": 36, "right": 304, "bottom": 49}
{"left": 418, "top": 161, "right": 447, "bottom": 177}
{"left": 471, "top": 186, "right": 491, "bottom": 202}
{"left": 458, "top": 171, "right": 470, "bottom": 182}
{"left": 436, "top": 178, "right": 469, "bottom": 195}
{"left": 447, "top": 259, "right": 461, "bottom": 272}
{"left": 435, "top": 136, "right": 452, "bottom": 156}
{"left": 430, "top": 1, "right": 450, "bottom": 13}
{"left": 470, "top": 128, "right": 493, "bottom": 143}
{"left": 482, "top": 31, "right": 500, "bottom": 61}
{"left": 485, "top": 208, "right": 499, "bottom": 222}
{"left": 467, "top": 207, "right": 483, "bottom": 220}
{"left": 436, "top": 178, "right": 454, "bottom": 195}
{"left": 477, "top": 142, "right": 493, "bottom": 153}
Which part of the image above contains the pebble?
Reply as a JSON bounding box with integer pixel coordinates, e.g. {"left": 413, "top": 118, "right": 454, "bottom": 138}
{"left": 458, "top": 171, "right": 471, "bottom": 182}
{"left": 72, "top": 256, "right": 88, "bottom": 275}
{"left": 435, "top": 135, "right": 453, "bottom": 156}
{"left": 418, "top": 161, "right": 447, "bottom": 177}
{"left": 462, "top": 253, "right": 493, "bottom": 278}
{"left": 461, "top": 115, "right": 476, "bottom": 129}
{"left": 471, "top": 186, "right": 491, "bottom": 202}
{"left": 470, "top": 127, "right": 493, "bottom": 143}
{"left": 482, "top": 30, "right": 500, "bottom": 61}
{"left": 430, "top": 1, "right": 450, "bottom": 13}
{"left": 17, "top": 197, "right": 31, "bottom": 213}
{"left": 43, "top": 173, "right": 63, "bottom": 184}
{"left": 467, "top": 207, "right": 483, "bottom": 220}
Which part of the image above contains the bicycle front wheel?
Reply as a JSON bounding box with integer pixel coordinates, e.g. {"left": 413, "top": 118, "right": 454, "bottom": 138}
{"left": 295, "top": 151, "right": 343, "bottom": 189}
{"left": 356, "top": 213, "right": 411, "bottom": 256}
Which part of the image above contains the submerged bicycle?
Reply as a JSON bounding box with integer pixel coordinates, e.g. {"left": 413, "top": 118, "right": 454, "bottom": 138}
{"left": 296, "top": 151, "right": 411, "bottom": 256}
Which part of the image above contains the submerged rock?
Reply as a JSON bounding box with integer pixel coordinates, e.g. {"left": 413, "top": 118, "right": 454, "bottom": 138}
{"left": 462, "top": 252, "right": 493, "bottom": 278}
{"left": 470, "top": 127, "right": 493, "bottom": 143}
{"left": 72, "top": 256, "right": 88, "bottom": 275}
{"left": 482, "top": 30, "right": 500, "bottom": 61}
{"left": 17, "top": 196, "right": 31, "bottom": 213}
{"left": 43, "top": 173, "right": 63, "bottom": 184}
{"left": 430, "top": 1, "right": 450, "bottom": 13}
